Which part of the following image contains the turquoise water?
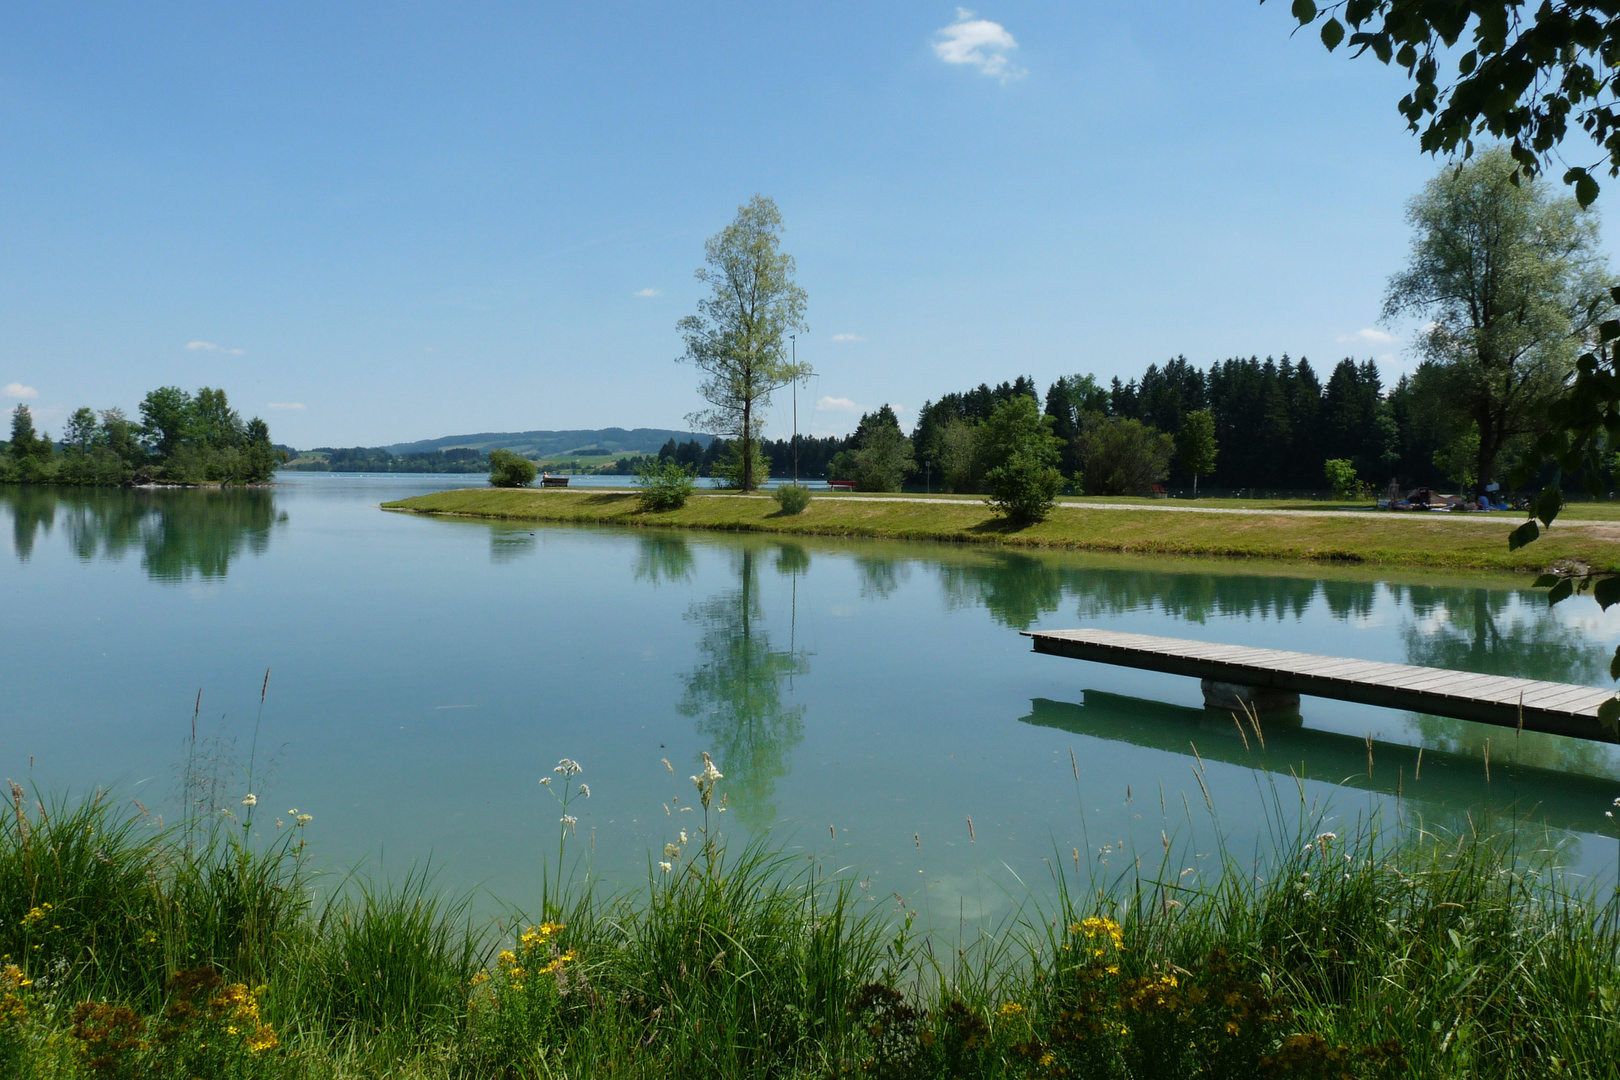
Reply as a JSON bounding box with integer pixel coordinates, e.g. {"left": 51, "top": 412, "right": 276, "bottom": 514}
{"left": 4, "top": 474, "right": 1620, "bottom": 922}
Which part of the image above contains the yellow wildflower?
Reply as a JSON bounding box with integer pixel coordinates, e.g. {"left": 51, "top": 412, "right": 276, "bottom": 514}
{"left": 496, "top": 949, "right": 518, "bottom": 968}
{"left": 470, "top": 971, "right": 489, "bottom": 987}
{"left": 20, "top": 904, "right": 52, "bottom": 929}
{"left": 997, "top": 1001, "right": 1024, "bottom": 1018}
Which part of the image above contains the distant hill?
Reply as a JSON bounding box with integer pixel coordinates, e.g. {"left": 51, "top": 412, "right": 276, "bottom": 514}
{"left": 380, "top": 428, "right": 714, "bottom": 458}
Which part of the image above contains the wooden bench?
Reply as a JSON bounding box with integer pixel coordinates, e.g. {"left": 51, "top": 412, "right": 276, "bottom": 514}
{"left": 541, "top": 474, "right": 569, "bottom": 488}
{"left": 827, "top": 480, "right": 856, "bottom": 492}
{"left": 1150, "top": 484, "right": 1168, "bottom": 498}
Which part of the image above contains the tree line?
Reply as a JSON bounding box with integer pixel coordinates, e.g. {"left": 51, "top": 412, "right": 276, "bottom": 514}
{"left": 1, "top": 387, "right": 279, "bottom": 486}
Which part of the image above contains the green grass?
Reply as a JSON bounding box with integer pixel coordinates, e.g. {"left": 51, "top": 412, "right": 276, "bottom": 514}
{"left": 4, "top": 785, "right": 1620, "bottom": 1078}
{"left": 381, "top": 488, "right": 1620, "bottom": 572}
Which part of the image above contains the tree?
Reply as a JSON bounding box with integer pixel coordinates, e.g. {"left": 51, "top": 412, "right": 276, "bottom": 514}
{"left": 1384, "top": 148, "right": 1612, "bottom": 492}
{"left": 830, "top": 405, "right": 914, "bottom": 492}
{"left": 677, "top": 195, "right": 809, "bottom": 492}
{"left": 1177, "top": 409, "right": 1218, "bottom": 497}
{"left": 64, "top": 408, "right": 101, "bottom": 452}
{"left": 488, "top": 448, "right": 537, "bottom": 487}
{"left": 9, "top": 405, "right": 38, "bottom": 458}
{"left": 1044, "top": 374, "right": 1111, "bottom": 478}
{"left": 1277, "top": 0, "right": 1620, "bottom": 205}
{"left": 139, "top": 386, "right": 193, "bottom": 459}
{"left": 977, "top": 396, "right": 1065, "bottom": 522}
{"left": 1078, "top": 417, "right": 1174, "bottom": 496}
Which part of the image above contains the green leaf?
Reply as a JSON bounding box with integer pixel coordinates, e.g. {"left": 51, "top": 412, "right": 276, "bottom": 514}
{"left": 1598, "top": 695, "right": 1620, "bottom": 733}
{"left": 1320, "top": 17, "right": 1345, "bottom": 50}
{"left": 1532, "top": 573, "right": 1561, "bottom": 588}
{"left": 1291, "top": 0, "right": 1317, "bottom": 22}
{"left": 1547, "top": 577, "right": 1574, "bottom": 605}
{"left": 1610, "top": 646, "right": 1620, "bottom": 682}
{"left": 1536, "top": 486, "right": 1564, "bottom": 528}
{"left": 1576, "top": 169, "right": 1601, "bottom": 207}
{"left": 1596, "top": 575, "right": 1620, "bottom": 610}
{"left": 1508, "top": 519, "right": 1539, "bottom": 550}
{"left": 1602, "top": 319, "right": 1620, "bottom": 343}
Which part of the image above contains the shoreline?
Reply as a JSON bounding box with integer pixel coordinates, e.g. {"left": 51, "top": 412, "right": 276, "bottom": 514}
{"left": 380, "top": 487, "right": 1620, "bottom": 573}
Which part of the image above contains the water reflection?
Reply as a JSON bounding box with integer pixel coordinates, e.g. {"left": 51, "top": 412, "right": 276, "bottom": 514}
{"left": 634, "top": 534, "right": 696, "bottom": 587}
{"left": 677, "top": 545, "right": 809, "bottom": 828}
{"left": 2, "top": 486, "right": 285, "bottom": 582}
{"left": 1022, "top": 692, "right": 1620, "bottom": 836}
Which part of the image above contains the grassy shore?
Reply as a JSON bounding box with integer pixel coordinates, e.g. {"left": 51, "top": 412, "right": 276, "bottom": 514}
{"left": 3, "top": 786, "right": 1619, "bottom": 1079}
{"left": 381, "top": 488, "right": 1620, "bottom": 572}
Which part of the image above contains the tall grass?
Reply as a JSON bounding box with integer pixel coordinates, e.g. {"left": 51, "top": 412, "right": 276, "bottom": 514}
{"left": 2, "top": 782, "right": 1619, "bottom": 1078}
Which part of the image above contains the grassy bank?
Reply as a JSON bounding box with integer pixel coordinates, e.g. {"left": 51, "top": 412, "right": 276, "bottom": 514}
{"left": 381, "top": 488, "right": 1620, "bottom": 572}
{"left": 4, "top": 785, "right": 1619, "bottom": 1078}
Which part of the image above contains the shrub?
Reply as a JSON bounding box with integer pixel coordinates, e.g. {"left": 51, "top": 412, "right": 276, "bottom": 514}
{"left": 637, "top": 460, "right": 696, "bottom": 511}
{"left": 1078, "top": 416, "right": 1174, "bottom": 495}
{"left": 713, "top": 440, "right": 770, "bottom": 491}
{"left": 1323, "top": 458, "right": 1364, "bottom": 500}
{"left": 985, "top": 451, "right": 1064, "bottom": 524}
{"left": 488, "top": 448, "right": 538, "bottom": 488}
{"left": 773, "top": 484, "right": 812, "bottom": 515}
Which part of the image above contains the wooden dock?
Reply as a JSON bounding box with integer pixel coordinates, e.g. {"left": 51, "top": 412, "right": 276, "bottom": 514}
{"left": 1023, "top": 628, "right": 1620, "bottom": 743}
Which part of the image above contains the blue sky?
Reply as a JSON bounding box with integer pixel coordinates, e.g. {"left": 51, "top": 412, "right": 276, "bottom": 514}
{"left": 2, "top": 3, "right": 1609, "bottom": 447}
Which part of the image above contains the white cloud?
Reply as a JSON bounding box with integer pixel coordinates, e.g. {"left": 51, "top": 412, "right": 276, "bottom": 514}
{"left": 4, "top": 383, "right": 39, "bottom": 400}
{"left": 267, "top": 402, "right": 306, "bottom": 410}
{"left": 1335, "top": 328, "right": 1398, "bottom": 345}
{"left": 634, "top": 288, "right": 661, "bottom": 298}
{"left": 816, "top": 396, "right": 860, "bottom": 412}
{"left": 186, "top": 340, "right": 245, "bottom": 355}
{"left": 831, "top": 333, "right": 865, "bottom": 342}
{"left": 934, "top": 8, "right": 1023, "bottom": 79}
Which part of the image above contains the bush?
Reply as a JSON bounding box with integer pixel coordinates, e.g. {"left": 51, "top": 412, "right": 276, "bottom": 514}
{"left": 1079, "top": 416, "right": 1174, "bottom": 495}
{"left": 985, "top": 451, "right": 1064, "bottom": 524}
{"left": 1323, "top": 458, "right": 1365, "bottom": 500}
{"left": 772, "top": 484, "right": 812, "bottom": 515}
{"left": 637, "top": 460, "right": 696, "bottom": 511}
{"left": 713, "top": 440, "right": 771, "bottom": 491}
{"left": 488, "top": 448, "right": 538, "bottom": 488}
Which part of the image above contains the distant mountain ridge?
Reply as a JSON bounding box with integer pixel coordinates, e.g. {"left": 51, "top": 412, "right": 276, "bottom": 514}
{"left": 378, "top": 428, "right": 715, "bottom": 458}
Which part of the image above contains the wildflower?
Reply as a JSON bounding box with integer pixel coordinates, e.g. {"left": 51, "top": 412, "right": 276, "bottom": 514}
{"left": 539, "top": 777, "right": 552, "bottom": 787}
{"left": 470, "top": 971, "right": 489, "bottom": 986}
{"left": 497, "top": 950, "right": 518, "bottom": 968}
{"left": 679, "top": 829, "right": 688, "bottom": 844}
{"left": 295, "top": 814, "right": 312, "bottom": 825}
{"left": 560, "top": 814, "right": 577, "bottom": 832}
{"left": 659, "top": 861, "right": 673, "bottom": 873}
{"left": 997, "top": 1001, "right": 1024, "bottom": 1017}
{"left": 578, "top": 784, "right": 590, "bottom": 798}
{"left": 554, "top": 758, "right": 582, "bottom": 776}
{"left": 20, "top": 904, "right": 51, "bottom": 929}
{"left": 1039, "top": 1051, "right": 1057, "bottom": 1067}
{"left": 664, "top": 843, "right": 681, "bottom": 859}
{"left": 246, "top": 1026, "right": 279, "bottom": 1053}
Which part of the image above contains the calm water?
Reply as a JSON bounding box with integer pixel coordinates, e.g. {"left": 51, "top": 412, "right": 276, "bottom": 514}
{"left": 5, "top": 474, "right": 1620, "bottom": 922}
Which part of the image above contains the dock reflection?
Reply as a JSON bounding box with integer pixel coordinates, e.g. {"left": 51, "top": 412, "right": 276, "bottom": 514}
{"left": 1019, "top": 690, "right": 1620, "bottom": 836}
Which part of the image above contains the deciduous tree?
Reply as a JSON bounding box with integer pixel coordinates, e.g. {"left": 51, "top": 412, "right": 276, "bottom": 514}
{"left": 678, "top": 196, "right": 809, "bottom": 492}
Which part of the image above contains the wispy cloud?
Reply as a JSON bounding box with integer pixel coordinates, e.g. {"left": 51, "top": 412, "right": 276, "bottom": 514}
{"left": 633, "top": 288, "right": 661, "bottom": 298}
{"left": 1335, "top": 328, "right": 1398, "bottom": 345}
{"left": 4, "top": 383, "right": 39, "bottom": 400}
{"left": 935, "top": 8, "right": 1023, "bottom": 79}
{"left": 816, "top": 396, "right": 860, "bottom": 412}
{"left": 186, "top": 340, "right": 245, "bottom": 355}
{"left": 831, "top": 333, "right": 865, "bottom": 343}
{"left": 267, "top": 402, "right": 305, "bottom": 410}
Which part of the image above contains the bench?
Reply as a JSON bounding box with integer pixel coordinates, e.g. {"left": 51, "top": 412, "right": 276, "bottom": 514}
{"left": 827, "top": 480, "right": 856, "bottom": 492}
{"left": 541, "top": 475, "right": 569, "bottom": 488}
{"left": 1150, "top": 484, "right": 1168, "bottom": 498}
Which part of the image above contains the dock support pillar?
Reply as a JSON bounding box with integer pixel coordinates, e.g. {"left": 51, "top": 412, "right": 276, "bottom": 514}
{"left": 1201, "top": 679, "right": 1300, "bottom": 715}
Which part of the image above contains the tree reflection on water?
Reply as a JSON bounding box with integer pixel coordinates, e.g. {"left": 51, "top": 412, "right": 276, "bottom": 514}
{"left": 2, "top": 485, "right": 285, "bottom": 582}
{"left": 677, "top": 544, "right": 809, "bottom": 830}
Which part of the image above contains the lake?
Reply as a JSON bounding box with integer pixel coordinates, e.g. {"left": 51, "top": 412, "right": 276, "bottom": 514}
{"left": 5, "top": 473, "right": 1620, "bottom": 923}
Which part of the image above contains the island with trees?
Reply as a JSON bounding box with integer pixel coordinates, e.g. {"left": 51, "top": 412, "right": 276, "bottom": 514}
{"left": 1, "top": 386, "right": 280, "bottom": 486}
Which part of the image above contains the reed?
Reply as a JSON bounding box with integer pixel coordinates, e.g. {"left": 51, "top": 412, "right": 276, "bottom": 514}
{"left": 2, "top": 783, "right": 1618, "bottom": 1078}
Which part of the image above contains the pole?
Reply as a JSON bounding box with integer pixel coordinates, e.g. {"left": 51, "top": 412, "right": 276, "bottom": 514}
{"left": 790, "top": 336, "right": 801, "bottom": 488}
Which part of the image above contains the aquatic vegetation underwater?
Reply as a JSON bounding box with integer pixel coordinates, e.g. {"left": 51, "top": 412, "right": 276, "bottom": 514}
{"left": 2, "top": 767, "right": 1620, "bottom": 1078}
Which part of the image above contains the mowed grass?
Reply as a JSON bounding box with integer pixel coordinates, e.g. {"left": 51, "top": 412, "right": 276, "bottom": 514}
{"left": 382, "top": 488, "right": 1620, "bottom": 572}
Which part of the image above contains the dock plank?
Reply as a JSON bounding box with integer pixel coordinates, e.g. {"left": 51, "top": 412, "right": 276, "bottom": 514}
{"left": 1023, "top": 628, "right": 1619, "bottom": 744}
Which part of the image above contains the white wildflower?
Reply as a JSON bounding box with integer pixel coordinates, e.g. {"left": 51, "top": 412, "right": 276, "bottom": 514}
{"left": 659, "top": 861, "right": 672, "bottom": 873}
{"left": 679, "top": 829, "right": 688, "bottom": 845}
{"left": 578, "top": 784, "right": 590, "bottom": 798}
{"left": 241, "top": 794, "right": 257, "bottom": 807}
{"left": 539, "top": 777, "right": 552, "bottom": 787}
{"left": 561, "top": 814, "right": 577, "bottom": 826}
{"left": 664, "top": 843, "right": 681, "bottom": 859}
{"left": 554, "top": 758, "right": 582, "bottom": 776}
